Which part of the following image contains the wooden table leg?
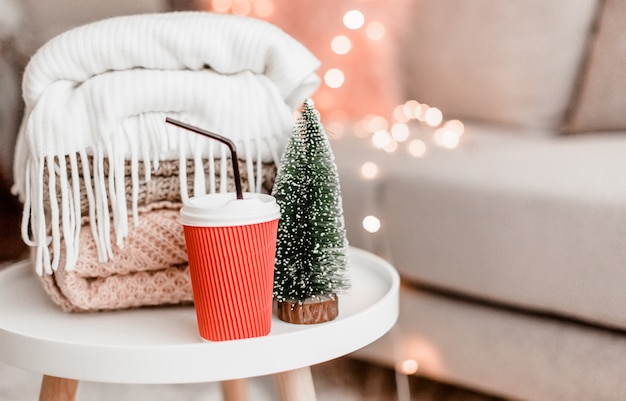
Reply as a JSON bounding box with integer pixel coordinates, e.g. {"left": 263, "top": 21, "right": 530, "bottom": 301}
{"left": 221, "top": 378, "right": 248, "bottom": 401}
{"left": 274, "top": 366, "right": 317, "bottom": 401}
{"left": 39, "top": 375, "right": 78, "bottom": 401}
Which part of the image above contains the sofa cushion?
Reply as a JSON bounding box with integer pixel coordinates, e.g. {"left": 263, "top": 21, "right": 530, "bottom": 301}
{"left": 564, "top": 0, "right": 626, "bottom": 133}
{"left": 402, "top": 0, "right": 598, "bottom": 130}
{"left": 334, "top": 123, "right": 626, "bottom": 331}
{"left": 356, "top": 288, "right": 626, "bottom": 401}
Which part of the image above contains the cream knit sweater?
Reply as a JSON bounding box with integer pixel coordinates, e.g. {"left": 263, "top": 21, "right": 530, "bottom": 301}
{"left": 12, "top": 11, "right": 320, "bottom": 275}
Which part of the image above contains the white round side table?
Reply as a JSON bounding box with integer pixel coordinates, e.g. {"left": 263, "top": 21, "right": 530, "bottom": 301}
{"left": 0, "top": 247, "right": 399, "bottom": 401}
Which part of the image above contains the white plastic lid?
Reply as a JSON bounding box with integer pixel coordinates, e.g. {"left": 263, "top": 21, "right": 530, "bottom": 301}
{"left": 179, "top": 192, "right": 280, "bottom": 227}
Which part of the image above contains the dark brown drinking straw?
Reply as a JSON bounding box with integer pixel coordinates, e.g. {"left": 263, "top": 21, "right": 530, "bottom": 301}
{"left": 165, "top": 117, "right": 243, "bottom": 200}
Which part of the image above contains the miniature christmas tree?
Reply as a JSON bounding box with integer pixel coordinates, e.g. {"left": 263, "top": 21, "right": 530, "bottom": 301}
{"left": 272, "top": 98, "right": 350, "bottom": 324}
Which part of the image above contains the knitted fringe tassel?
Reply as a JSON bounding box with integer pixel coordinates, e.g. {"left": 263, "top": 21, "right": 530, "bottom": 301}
{"left": 22, "top": 116, "right": 273, "bottom": 275}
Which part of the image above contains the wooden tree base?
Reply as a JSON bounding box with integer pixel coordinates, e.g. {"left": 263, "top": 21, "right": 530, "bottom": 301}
{"left": 275, "top": 294, "right": 338, "bottom": 324}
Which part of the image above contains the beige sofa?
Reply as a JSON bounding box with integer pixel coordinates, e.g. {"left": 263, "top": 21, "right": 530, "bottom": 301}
{"left": 335, "top": 1, "right": 626, "bottom": 400}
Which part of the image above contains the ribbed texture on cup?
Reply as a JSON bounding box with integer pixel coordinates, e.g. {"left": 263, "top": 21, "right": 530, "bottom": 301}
{"left": 183, "top": 220, "right": 278, "bottom": 341}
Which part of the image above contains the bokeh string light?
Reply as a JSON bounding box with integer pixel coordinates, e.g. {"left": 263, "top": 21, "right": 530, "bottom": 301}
{"left": 204, "top": 0, "right": 466, "bottom": 157}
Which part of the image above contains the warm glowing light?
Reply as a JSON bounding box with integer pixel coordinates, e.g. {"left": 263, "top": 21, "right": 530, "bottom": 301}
{"left": 413, "top": 104, "right": 423, "bottom": 120}
{"left": 434, "top": 128, "right": 460, "bottom": 149}
{"left": 360, "top": 162, "right": 379, "bottom": 179}
{"left": 367, "top": 115, "right": 388, "bottom": 132}
{"left": 397, "top": 359, "right": 419, "bottom": 375}
{"left": 393, "top": 105, "right": 409, "bottom": 123}
{"left": 363, "top": 215, "right": 381, "bottom": 233}
{"left": 252, "top": 0, "right": 275, "bottom": 17}
{"left": 416, "top": 104, "right": 428, "bottom": 122}
{"left": 405, "top": 338, "right": 444, "bottom": 373}
{"left": 212, "top": 0, "right": 232, "bottom": 12}
{"left": 343, "top": 10, "right": 365, "bottom": 30}
{"left": 366, "top": 21, "right": 385, "bottom": 40}
{"left": 408, "top": 139, "right": 427, "bottom": 157}
{"left": 324, "top": 68, "right": 345, "bottom": 89}
{"left": 403, "top": 100, "right": 419, "bottom": 119}
{"left": 331, "top": 35, "right": 352, "bottom": 55}
{"left": 445, "top": 119, "right": 465, "bottom": 135}
{"left": 383, "top": 140, "right": 398, "bottom": 153}
{"left": 391, "top": 123, "right": 410, "bottom": 142}
{"left": 372, "top": 130, "right": 391, "bottom": 149}
{"left": 425, "top": 107, "right": 443, "bottom": 127}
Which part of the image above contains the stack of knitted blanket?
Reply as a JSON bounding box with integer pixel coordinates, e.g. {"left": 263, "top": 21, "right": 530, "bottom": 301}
{"left": 40, "top": 158, "right": 276, "bottom": 312}
{"left": 12, "top": 11, "right": 319, "bottom": 311}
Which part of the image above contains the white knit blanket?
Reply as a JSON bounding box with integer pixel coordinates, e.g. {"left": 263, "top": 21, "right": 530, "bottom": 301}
{"left": 12, "top": 11, "right": 320, "bottom": 275}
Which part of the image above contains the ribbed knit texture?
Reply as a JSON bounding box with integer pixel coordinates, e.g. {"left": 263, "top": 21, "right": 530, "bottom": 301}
{"left": 12, "top": 11, "right": 320, "bottom": 275}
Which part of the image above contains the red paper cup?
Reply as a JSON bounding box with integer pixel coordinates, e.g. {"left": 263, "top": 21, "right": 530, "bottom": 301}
{"left": 180, "top": 193, "right": 280, "bottom": 341}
